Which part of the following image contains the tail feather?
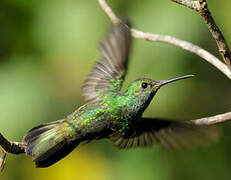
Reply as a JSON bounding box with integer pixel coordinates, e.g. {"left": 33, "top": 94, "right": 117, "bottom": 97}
{"left": 23, "top": 120, "right": 80, "bottom": 168}
{"left": 34, "top": 140, "right": 79, "bottom": 168}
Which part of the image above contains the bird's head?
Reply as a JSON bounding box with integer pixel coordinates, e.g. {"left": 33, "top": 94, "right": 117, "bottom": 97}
{"left": 125, "top": 75, "right": 194, "bottom": 110}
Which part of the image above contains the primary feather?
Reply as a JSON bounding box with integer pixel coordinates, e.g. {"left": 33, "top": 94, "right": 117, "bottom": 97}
{"left": 110, "top": 118, "right": 218, "bottom": 150}
{"left": 82, "top": 22, "right": 132, "bottom": 101}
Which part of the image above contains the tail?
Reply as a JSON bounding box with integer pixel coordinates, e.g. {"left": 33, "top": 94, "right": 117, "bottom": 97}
{"left": 23, "top": 120, "right": 80, "bottom": 168}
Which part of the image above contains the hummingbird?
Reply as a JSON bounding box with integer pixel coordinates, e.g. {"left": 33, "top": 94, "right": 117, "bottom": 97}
{"left": 24, "top": 21, "right": 216, "bottom": 168}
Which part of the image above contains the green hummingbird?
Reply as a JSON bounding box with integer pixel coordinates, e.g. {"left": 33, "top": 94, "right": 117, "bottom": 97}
{"left": 24, "top": 22, "right": 216, "bottom": 168}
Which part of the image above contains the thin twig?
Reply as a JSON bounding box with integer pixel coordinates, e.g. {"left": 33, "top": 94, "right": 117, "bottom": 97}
{"left": 0, "top": 133, "right": 25, "bottom": 154}
{"left": 0, "top": 149, "right": 7, "bottom": 172}
{"left": 171, "top": 0, "right": 231, "bottom": 70}
{"left": 0, "top": 133, "right": 25, "bottom": 170}
{"left": 191, "top": 111, "right": 231, "bottom": 125}
{"left": 131, "top": 29, "right": 231, "bottom": 79}
{"left": 172, "top": 0, "right": 201, "bottom": 11}
{"left": 98, "top": 0, "right": 119, "bottom": 24}
{"left": 98, "top": 0, "right": 231, "bottom": 80}
{"left": 98, "top": 0, "right": 231, "bottom": 125}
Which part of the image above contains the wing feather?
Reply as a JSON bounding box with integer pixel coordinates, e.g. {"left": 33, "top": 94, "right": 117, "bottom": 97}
{"left": 110, "top": 118, "right": 219, "bottom": 150}
{"left": 82, "top": 22, "right": 132, "bottom": 101}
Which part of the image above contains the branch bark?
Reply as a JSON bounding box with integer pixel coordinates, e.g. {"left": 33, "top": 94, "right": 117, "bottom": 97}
{"left": 98, "top": 0, "right": 231, "bottom": 125}
{"left": 172, "top": 0, "right": 231, "bottom": 70}
{"left": 0, "top": 134, "right": 25, "bottom": 171}
{"left": 191, "top": 112, "right": 231, "bottom": 125}
{"left": 98, "top": 0, "right": 231, "bottom": 80}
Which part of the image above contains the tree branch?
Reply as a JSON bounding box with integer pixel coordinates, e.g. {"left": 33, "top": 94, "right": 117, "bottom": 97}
{"left": 0, "top": 133, "right": 25, "bottom": 171}
{"left": 98, "top": 0, "right": 231, "bottom": 80}
{"left": 98, "top": 0, "right": 231, "bottom": 126}
{"left": 131, "top": 29, "right": 231, "bottom": 79}
{"left": 191, "top": 111, "right": 231, "bottom": 125}
{"left": 171, "top": 0, "right": 231, "bottom": 70}
{"left": 0, "top": 149, "right": 7, "bottom": 172}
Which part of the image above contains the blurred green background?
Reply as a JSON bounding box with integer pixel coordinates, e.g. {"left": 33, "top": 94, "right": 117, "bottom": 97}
{"left": 0, "top": 0, "right": 231, "bottom": 179}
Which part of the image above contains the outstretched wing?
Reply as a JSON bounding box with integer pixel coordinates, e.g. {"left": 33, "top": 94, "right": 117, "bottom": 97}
{"left": 82, "top": 22, "right": 132, "bottom": 101}
{"left": 110, "top": 118, "right": 218, "bottom": 150}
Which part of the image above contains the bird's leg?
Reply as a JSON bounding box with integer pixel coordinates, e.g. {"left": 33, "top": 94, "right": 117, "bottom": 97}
{"left": 0, "top": 133, "right": 26, "bottom": 171}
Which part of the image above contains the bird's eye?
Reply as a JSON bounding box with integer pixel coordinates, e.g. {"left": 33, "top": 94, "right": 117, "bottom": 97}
{"left": 141, "top": 82, "right": 148, "bottom": 89}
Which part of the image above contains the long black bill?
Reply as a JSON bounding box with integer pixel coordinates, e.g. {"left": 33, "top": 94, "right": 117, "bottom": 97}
{"left": 155, "top": 75, "right": 194, "bottom": 88}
